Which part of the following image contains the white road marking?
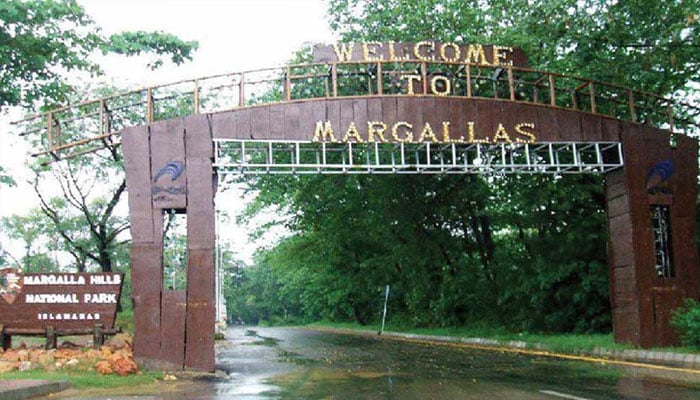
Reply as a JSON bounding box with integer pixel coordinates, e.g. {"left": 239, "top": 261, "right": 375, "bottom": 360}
{"left": 540, "top": 389, "right": 592, "bottom": 400}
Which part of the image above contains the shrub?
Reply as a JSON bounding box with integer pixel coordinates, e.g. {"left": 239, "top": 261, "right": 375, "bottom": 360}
{"left": 671, "top": 299, "right": 700, "bottom": 347}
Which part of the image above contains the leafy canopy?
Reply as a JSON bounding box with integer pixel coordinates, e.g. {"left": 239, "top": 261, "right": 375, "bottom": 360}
{"left": 232, "top": 0, "right": 700, "bottom": 333}
{"left": 0, "top": 0, "right": 198, "bottom": 110}
{"left": 327, "top": 0, "right": 700, "bottom": 95}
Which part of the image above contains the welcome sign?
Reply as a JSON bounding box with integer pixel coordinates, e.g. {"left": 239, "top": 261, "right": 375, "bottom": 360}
{"left": 0, "top": 269, "right": 123, "bottom": 331}
{"left": 313, "top": 41, "right": 530, "bottom": 67}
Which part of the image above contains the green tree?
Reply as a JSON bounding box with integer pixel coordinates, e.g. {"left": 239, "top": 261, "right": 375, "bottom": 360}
{"left": 234, "top": 0, "right": 699, "bottom": 333}
{"left": 327, "top": 0, "right": 699, "bottom": 94}
{"left": 1, "top": 208, "right": 60, "bottom": 272}
{"left": 32, "top": 169, "right": 129, "bottom": 273}
{"left": 0, "top": 166, "right": 15, "bottom": 187}
{"left": 313, "top": 0, "right": 697, "bottom": 332}
{"left": 0, "top": 0, "right": 198, "bottom": 110}
{"left": 1, "top": 0, "right": 197, "bottom": 275}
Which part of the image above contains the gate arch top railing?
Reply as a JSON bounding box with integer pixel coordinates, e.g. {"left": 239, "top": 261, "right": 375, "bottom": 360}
{"left": 14, "top": 59, "right": 700, "bottom": 162}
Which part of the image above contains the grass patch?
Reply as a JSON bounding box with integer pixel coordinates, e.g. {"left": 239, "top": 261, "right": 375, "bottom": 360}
{"left": 309, "top": 321, "right": 700, "bottom": 355}
{"left": 242, "top": 329, "right": 280, "bottom": 346}
{"left": 116, "top": 310, "right": 135, "bottom": 335}
{"left": 0, "top": 369, "right": 162, "bottom": 389}
{"left": 248, "top": 337, "right": 280, "bottom": 346}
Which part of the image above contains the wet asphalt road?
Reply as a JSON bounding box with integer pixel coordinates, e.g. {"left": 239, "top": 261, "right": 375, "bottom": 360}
{"left": 214, "top": 327, "right": 700, "bottom": 400}
{"left": 42, "top": 326, "right": 700, "bottom": 399}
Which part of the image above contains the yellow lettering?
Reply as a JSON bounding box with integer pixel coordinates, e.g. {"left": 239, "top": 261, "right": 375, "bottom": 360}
{"left": 439, "top": 42, "right": 461, "bottom": 62}
{"left": 313, "top": 121, "right": 337, "bottom": 142}
{"left": 388, "top": 41, "right": 409, "bottom": 61}
{"left": 492, "top": 45, "right": 513, "bottom": 66}
{"left": 401, "top": 74, "right": 422, "bottom": 95}
{"left": 362, "top": 42, "right": 384, "bottom": 61}
{"left": 419, "top": 122, "right": 439, "bottom": 142}
{"left": 414, "top": 40, "right": 435, "bottom": 61}
{"left": 392, "top": 121, "right": 414, "bottom": 142}
{"left": 332, "top": 43, "right": 354, "bottom": 62}
{"left": 465, "top": 45, "right": 488, "bottom": 65}
{"left": 467, "top": 121, "right": 489, "bottom": 143}
{"left": 342, "top": 122, "right": 364, "bottom": 142}
{"left": 430, "top": 75, "right": 451, "bottom": 96}
{"left": 442, "top": 121, "right": 464, "bottom": 142}
{"left": 442, "top": 121, "right": 451, "bottom": 142}
{"left": 492, "top": 123, "right": 512, "bottom": 142}
{"left": 514, "top": 122, "right": 537, "bottom": 143}
{"left": 367, "top": 121, "right": 388, "bottom": 142}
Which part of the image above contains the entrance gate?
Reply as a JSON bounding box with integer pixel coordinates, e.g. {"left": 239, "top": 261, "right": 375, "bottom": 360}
{"left": 20, "top": 42, "right": 699, "bottom": 371}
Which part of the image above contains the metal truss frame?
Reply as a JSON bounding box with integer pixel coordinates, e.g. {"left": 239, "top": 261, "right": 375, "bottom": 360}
{"left": 213, "top": 140, "right": 624, "bottom": 175}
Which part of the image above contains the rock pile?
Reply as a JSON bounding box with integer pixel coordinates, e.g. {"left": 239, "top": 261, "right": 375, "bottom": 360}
{"left": 0, "top": 333, "right": 138, "bottom": 376}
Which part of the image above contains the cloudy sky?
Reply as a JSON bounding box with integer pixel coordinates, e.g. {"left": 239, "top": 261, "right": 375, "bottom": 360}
{"left": 0, "top": 0, "right": 335, "bottom": 264}
{"left": 81, "top": 0, "right": 335, "bottom": 84}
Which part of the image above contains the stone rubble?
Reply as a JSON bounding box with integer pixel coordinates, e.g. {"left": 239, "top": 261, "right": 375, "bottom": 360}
{"left": 0, "top": 333, "right": 138, "bottom": 375}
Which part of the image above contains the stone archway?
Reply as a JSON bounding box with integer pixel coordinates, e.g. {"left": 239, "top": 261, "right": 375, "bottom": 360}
{"left": 18, "top": 41, "right": 696, "bottom": 372}
{"left": 122, "top": 96, "right": 698, "bottom": 371}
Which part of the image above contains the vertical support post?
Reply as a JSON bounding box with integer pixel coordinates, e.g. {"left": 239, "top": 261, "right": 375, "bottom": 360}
{"left": 146, "top": 88, "right": 154, "bottom": 124}
{"left": 376, "top": 62, "right": 383, "bottom": 96}
{"left": 331, "top": 63, "right": 338, "bottom": 97}
{"left": 533, "top": 75, "right": 545, "bottom": 103}
{"left": 548, "top": 75, "right": 556, "bottom": 106}
{"left": 239, "top": 73, "right": 245, "bottom": 107}
{"left": 466, "top": 66, "right": 472, "bottom": 98}
{"left": 47, "top": 112, "right": 54, "bottom": 150}
{"left": 628, "top": 90, "right": 637, "bottom": 122}
{"left": 45, "top": 326, "right": 57, "bottom": 350}
{"left": 93, "top": 323, "right": 104, "bottom": 348}
{"left": 102, "top": 101, "right": 112, "bottom": 136}
{"left": 508, "top": 67, "right": 515, "bottom": 101}
{"left": 193, "top": 80, "right": 200, "bottom": 115}
{"left": 99, "top": 100, "right": 105, "bottom": 135}
{"left": 379, "top": 285, "right": 390, "bottom": 335}
{"left": 667, "top": 103, "right": 674, "bottom": 133}
{"left": 0, "top": 325, "right": 10, "bottom": 350}
{"left": 589, "top": 82, "right": 596, "bottom": 114}
{"left": 284, "top": 66, "right": 291, "bottom": 101}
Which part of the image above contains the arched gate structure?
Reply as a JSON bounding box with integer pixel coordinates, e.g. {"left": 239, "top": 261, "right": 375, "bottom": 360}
{"left": 20, "top": 42, "right": 700, "bottom": 371}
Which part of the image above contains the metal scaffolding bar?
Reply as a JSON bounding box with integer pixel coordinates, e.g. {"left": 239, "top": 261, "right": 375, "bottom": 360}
{"left": 214, "top": 140, "right": 624, "bottom": 175}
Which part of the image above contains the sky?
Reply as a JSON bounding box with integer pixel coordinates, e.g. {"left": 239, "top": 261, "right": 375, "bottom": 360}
{"left": 0, "top": 0, "right": 336, "bottom": 265}
{"left": 81, "top": 0, "right": 335, "bottom": 84}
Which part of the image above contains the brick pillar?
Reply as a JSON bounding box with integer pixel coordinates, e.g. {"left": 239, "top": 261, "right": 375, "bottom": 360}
{"left": 606, "top": 126, "right": 699, "bottom": 347}
{"left": 123, "top": 125, "right": 164, "bottom": 364}
{"left": 183, "top": 115, "right": 216, "bottom": 371}
{"left": 123, "top": 115, "right": 216, "bottom": 371}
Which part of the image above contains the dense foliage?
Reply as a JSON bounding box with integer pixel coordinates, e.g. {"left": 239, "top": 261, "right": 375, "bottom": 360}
{"left": 0, "top": 0, "right": 198, "bottom": 110}
{"left": 228, "top": 0, "right": 699, "bottom": 333}
{"left": 671, "top": 299, "right": 700, "bottom": 347}
{"left": 228, "top": 173, "right": 610, "bottom": 332}
{"left": 328, "top": 0, "right": 699, "bottom": 95}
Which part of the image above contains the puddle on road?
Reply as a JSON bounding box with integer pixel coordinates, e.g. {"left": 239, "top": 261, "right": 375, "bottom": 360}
{"left": 243, "top": 330, "right": 281, "bottom": 347}
{"left": 214, "top": 328, "right": 294, "bottom": 399}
